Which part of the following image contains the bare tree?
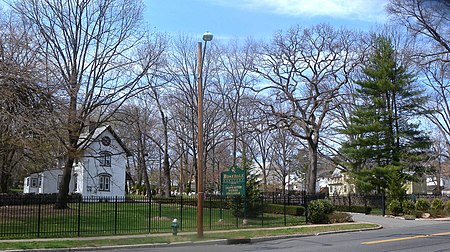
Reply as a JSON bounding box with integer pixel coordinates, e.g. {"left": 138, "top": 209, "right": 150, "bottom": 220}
{"left": 387, "top": 0, "right": 450, "bottom": 63}
{"left": 114, "top": 103, "right": 157, "bottom": 197}
{"left": 215, "top": 39, "right": 257, "bottom": 166}
{"left": 387, "top": 0, "right": 450, "bottom": 156}
{"left": 0, "top": 10, "right": 57, "bottom": 192}
{"left": 253, "top": 24, "right": 360, "bottom": 194}
{"left": 12, "top": 0, "right": 162, "bottom": 208}
{"left": 422, "top": 60, "right": 450, "bottom": 156}
{"left": 271, "top": 128, "right": 298, "bottom": 195}
{"left": 247, "top": 113, "right": 275, "bottom": 193}
{"left": 165, "top": 35, "right": 202, "bottom": 193}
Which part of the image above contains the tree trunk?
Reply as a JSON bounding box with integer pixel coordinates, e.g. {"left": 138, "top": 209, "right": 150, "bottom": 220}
{"left": 55, "top": 92, "right": 79, "bottom": 209}
{"left": 306, "top": 138, "right": 318, "bottom": 195}
{"left": 0, "top": 167, "right": 10, "bottom": 193}
{"left": 232, "top": 120, "right": 237, "bottom": 166}
{"left": 162, "top": 145, "right": 171, "bottom": 197}
{"left": 138, "top": 134, "right": 151, "bottom": 197}
{"left": 55, "top": 155, "right": 75, "bottom": 209}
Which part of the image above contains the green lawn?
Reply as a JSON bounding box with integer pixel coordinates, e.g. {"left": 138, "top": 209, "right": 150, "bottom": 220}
{"left": 0, "top": 199, "right": 306, "bottom": 239}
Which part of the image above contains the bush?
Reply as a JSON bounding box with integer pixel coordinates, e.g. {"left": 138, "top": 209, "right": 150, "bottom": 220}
{"left": 430, "top": 209, "right": 446, "bottom": 218}
{"left": 414, "top": 210, "right": 424, "bottom": 218}
{"left": 264, "top": 204, "right": 305, "bottom": 216}
{"left": 445, "top": 201, "right": 450, "bottom": 212}
{"left": 329, "top": 212, "right": 353, "bottom": 223}
{"left": 308, "top": 199, "right": 334, "bottom": 224}
{"left": 333, "top": 205, "right": 372, "bottom": 214}
{"left": 402, "top": 199, "right": 415, "bottom": 215}
{"left": 388, "top": 199, "right": 402, "bottom": 216}
{"left": 415, "top": 198, "right": 430, "bottom": 212}
{"left": 431, "top": 198, "right": 445, "bottom": 211}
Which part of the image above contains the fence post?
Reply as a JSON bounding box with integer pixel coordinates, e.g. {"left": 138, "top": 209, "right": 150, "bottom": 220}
{"left": 209, "top": 195, "right": 212, "bottom": 230}
{"left": 348, "top": 193, "right": 352, "bottom": 212}
{"left": 37, "top": 196, "right": 42, "bottom": 238}
{"left": 77, "top": 196, "right": 81, "bottom": 237}
{"left": 180, "top": 196, "right": 183, "bottom": 231}
{"left": 304, "top": 194, "right": 308, "bottom": 224}
{"left": 114, "top": 196, "right": 118, "bottom": 235}
{"left": 284, "top": 194, "right": 287, "bottom": 226}
{"left": 148, "top": 196, "right": 151, "bottom": 233}
{"left": 382, "top": 191, "right": 386, "bottom": 216}
{"left": 220, "top": 195, "right": 223, "bottom": 220}
{"left": 235, "top": 197, "right": 239, "bottom": 228}
{"left": 261, "top": 195, "right": 264, "bottom": 227}
{"left": 364, "top": 195, "right": 368, "bottom": 215}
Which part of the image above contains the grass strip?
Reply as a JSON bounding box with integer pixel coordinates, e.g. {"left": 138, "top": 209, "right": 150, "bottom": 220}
{"left": 0, "top": 223, "right": 378, "bottom": 250}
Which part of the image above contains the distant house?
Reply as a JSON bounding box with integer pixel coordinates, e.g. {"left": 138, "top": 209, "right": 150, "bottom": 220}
{"left": 425, "top": 176, "right": 450, "bottom": 195}
{"left": 405, "top": 177, "right": 427, "bottom": 195}
{"left": 316, "top": 176, "right": 330, "bottom": 193}
{"left": 23, "top": 125, "right": 131, "bottom": 198}
{"left": 328, "top": 166, "right": 356, "bottom": 196}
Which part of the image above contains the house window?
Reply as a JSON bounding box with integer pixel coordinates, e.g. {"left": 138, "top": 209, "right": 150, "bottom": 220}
{"left": 31, "top": 178, "right": 38, "bottom": 188}
{"left": 73, "top": 174, "right": 78, "bottom": 191}
{"left": 26, "top": 178, "right": 29, "bottom": 186}
{"left": 38, "top": 174, "right": 42, "bottom": 186}
{"left": 57, "top": 175, "right": 62, "bottom": 190}
{"left": 99, "top": 174, "right": 111, "bottom": 191}
{"left": 99, "top": 152, "right": 112, "bottom": 167}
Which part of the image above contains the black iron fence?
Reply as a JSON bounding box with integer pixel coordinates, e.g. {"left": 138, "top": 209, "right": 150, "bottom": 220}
{"left": 0, "top": 194, "right": 309, "bottom": 239}
{"left": 329, "top": 194, "right": 384, "bottom": 209}
{"left": 328, "top": 193, "right": 450, "bottom": 215}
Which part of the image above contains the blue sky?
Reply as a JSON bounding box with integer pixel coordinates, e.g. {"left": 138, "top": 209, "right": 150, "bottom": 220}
{"left": 144, "top": 0, "right": 389, "bottom": 40}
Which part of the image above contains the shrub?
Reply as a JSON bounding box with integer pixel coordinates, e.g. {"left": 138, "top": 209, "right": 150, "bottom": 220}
{"left": 308, "top": 199, "right": 334, "bottom": 224}
{"left": 388, "top": 199, "right": 402, "bottom": 216}
{"left": 402, "top": 199, "right": 415, "bottom": 215}
{"left": 415, "top": 198, "right": 430, "bottom": 212}
{"left": 445, "top": 201, "right": 450, "bottom": 212}
{"left": 333, "top": 205, "right": 372, "bottom": 214}
{"left": 431, "top": 198, "right": 445, "bottom": 211}
{"left": 329, "top": 212, "right": 353, "bottom": 223}
{"left": 430, "top": 209, "right": 446, "bottom": 218}
{"left": 414, "top": 210, "right": 424, "bottom": 218}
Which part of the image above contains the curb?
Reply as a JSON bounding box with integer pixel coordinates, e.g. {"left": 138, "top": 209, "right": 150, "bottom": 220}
{"left": 250, "top": 224, "right": 382, "bottom": 243}
{"left": 2, "top": 224, "right": 383, "bottom": 252}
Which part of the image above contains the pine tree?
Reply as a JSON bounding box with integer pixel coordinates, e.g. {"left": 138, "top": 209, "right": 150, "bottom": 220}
{"left": 341, "top": 35, "right": 430, "bottom": 200}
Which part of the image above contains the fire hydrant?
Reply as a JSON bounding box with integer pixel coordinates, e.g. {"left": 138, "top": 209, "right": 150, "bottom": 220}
{"left": 171, "top": 218, "right": 178, "bottom": 236}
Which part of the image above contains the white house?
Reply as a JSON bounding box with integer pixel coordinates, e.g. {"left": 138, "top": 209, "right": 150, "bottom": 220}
{"left": 23, "top": 125, "right": 131, "bottom": 198}
{"left": 23, "top": 169, "right": 76, "bottom": 194}
{"left": 328, "top": 166, "right": 356, "bottom": 196}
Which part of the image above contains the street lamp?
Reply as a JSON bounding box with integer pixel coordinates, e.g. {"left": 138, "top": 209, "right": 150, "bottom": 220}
{"left": 197, "top": 31, "right": 213, "bottom": 238}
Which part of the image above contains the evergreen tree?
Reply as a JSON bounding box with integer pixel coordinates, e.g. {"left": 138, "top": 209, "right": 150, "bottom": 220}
{"left": 341, "top": 35, "right": 430, "bottom": 200}
{"left": 229, "top": 155, "right": 261, "bottom": 219}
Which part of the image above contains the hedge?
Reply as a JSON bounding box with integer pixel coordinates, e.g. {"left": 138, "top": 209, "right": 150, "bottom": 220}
{"left": 263, "top": 204, "right": 305, "bottom": 216}
{"left": 333, "top": 205, "right": 372, "bottom": 214}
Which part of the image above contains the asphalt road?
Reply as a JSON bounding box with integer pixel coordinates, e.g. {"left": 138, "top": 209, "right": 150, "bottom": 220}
{"left": 109, "top": 214, "right": 450, "bottom": 252}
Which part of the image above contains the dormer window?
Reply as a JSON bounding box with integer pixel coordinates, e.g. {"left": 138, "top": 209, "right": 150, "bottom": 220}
{"left": 99, "top": 151, "right": 112, "bottom": 167}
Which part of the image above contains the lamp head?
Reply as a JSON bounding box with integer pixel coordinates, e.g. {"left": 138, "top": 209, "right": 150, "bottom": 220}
{"left": 202, "top": 31, "right": 213, "bottom": 42}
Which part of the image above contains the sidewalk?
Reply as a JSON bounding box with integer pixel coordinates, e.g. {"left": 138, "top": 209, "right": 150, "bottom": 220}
{"left": 0, "top": 222, "right": 374, "bottom": 243}
{"left": 0, "top": 222, "right": 382, "bottom": 251}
